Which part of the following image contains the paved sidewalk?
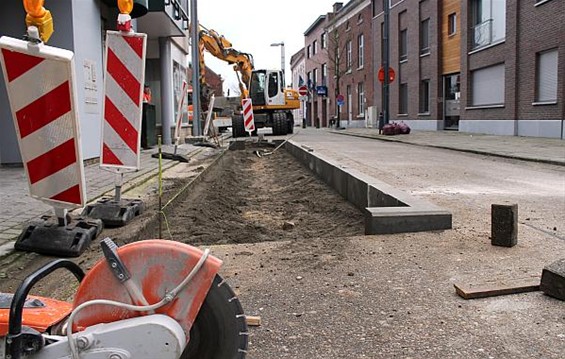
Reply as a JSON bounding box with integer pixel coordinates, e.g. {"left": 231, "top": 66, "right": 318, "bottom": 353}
{"left": 332, "top": 128, "right": 565, "bottom": 166}
{"left": 0, "top": 145, "right": 204, "bottom": 256}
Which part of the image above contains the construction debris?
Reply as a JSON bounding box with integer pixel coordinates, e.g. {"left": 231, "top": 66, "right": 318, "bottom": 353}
{"left": 540, "top": 258, "right": 565, "bottom": 301}
{"left": 454, "top": 277, "right": 540, "bottom": 300}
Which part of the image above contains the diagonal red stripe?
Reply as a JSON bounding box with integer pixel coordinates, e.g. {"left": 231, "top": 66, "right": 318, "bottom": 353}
{"left": 102, "top": 143, "right": 124, "bottom": 165}
{"left": 104, "top": 97, "right": 138, "bottom": 153}
{"left": 16, "top": 82, "right": 71, "bottom": 138}
{"left": 107, "top": 48, "right": 141, "bottom": 106}
{"left": 27, "top": 139, "right": 76, "bottom": 184}
{"left": 123, "top": 35, "right": 144, "bottom": 58}
{"left": 51, "top": 184, "right": 81, "bottom": 205}
{"left": 1, "top": 48, "right": 45, "bottom": 82}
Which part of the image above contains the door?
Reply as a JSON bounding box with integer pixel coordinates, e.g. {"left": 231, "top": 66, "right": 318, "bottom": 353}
{"left": 347, "top": 85, "right": 352, "bottom": 124}
{"left": 322, "top": 99, "right": 327, "bottom": 127}
{"left": 443, "top": 74, "right": 460, "bottom": 130}
{"left": 267, "top": 71, "right": 285, "bottom": 106}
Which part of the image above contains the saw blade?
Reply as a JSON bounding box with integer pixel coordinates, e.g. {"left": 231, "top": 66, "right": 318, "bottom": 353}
{"left": 181, "top": 274, "right": 248, "bottom": 359}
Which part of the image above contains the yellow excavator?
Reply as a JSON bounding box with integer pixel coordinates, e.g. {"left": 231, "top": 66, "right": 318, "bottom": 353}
{"left": 198, "top": 25, "right": 300, "bottom": 137}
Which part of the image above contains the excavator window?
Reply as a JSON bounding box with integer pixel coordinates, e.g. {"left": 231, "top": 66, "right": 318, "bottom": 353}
{"left": 250, "top": 71, "right": 266, "bottom": 105}
{"left": 268, "top": 72, "right": 278, "bottom": 98}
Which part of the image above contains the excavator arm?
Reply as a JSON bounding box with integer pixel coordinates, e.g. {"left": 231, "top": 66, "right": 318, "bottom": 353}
{"left": 197, "top": 25, "right": 254, "bottom": 100}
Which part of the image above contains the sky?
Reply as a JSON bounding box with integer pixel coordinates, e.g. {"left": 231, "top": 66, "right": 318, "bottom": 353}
{"left": 197, "top": 0, "right": 342, "bottom": 95}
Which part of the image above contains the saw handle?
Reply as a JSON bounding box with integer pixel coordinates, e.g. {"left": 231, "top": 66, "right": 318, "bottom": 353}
{"left": 6, "top": 259, "right": 84, "bottom": 359}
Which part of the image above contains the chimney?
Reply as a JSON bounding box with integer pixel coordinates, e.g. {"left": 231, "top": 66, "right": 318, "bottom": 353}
{"left": 333, "top": 2, "right": 343, "bottom": 13}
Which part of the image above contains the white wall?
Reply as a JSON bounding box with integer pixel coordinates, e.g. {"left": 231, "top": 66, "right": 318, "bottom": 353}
{"left": 71, "top": 0, "right": 105, "bottom": 160}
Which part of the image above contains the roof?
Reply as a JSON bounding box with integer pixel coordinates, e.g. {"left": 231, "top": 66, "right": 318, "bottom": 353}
{"left": 304, "top": 15, "right": 327, "bottom": 36}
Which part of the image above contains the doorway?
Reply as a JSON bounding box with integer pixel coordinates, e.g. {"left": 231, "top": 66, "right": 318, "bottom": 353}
{"left": 443, "top": 74, "right": 460, "bottom": 130}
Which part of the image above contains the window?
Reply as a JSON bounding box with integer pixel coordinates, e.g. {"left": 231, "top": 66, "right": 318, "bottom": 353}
{"left": 536, "top": 49, "right": 558, "bottom": 102}
{"left": 346, "top": 21, "right": 351, "bottom": 31}
{"left": 307, "top": 45, "right": 311, "bottom": 58}
{"left": 399, "top": 29, "right": 407, "bottom": 62}
{"left": 448, "top": 13, "right": 457, "bottom": 36}
{"left": 357, "top": 82, "right": 365, "bottom": 116}
{"left": 307, "top": 71, "right": 312, "bottom": 88}
{"left": 268, "top": 72, "right": 278, "bottom": 98}
{"left": 322, "top": 63, "right": 328, "bottom": 86}
{"left": 357, "top": 34, "right": 364, "bottom": 68}
{"left": 313, "top": 40, "right": 317, "bottom": 55}
{"left": 420, "top": 19, "right": 430, "bottom": 55}
{"left": 420, "top": 80, "right": 430, "bottom": 113}
{"left": 472, "top": 63, "right": 505, "bottom": 106}
{"left": 357, "top": 14, "right": 363, "bottom": 23}
{"left": 313, "top": 68, "right": 318, "bottom": 88}
{"left": 321, "top": 32, "right": 327, "bottom": 49}
{"left": 399, "top": 83, "right": 408, "bottom": 114}
{"left": 346, "top": 40, "right": 352, "bottom": 70}
{"left": 471, "top": 0, "right": 506, "bottom": 49}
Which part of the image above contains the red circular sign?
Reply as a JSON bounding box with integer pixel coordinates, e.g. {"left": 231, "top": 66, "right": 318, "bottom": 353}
{"left": 336, "top": 94, "right": 345, "bottom": 104}
{"left": 298, "top": 86, "right": 308, "bottom": 96}
{"left": 378, "top": 67, "right": 396, "bottom": 83}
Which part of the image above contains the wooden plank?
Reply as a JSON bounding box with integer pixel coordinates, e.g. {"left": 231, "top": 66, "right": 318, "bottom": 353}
{"left": 245, "top": 315, "right": 262, "bottom": 326}
{"left": 454, "top": 278, "right": 541, "bottom": 300}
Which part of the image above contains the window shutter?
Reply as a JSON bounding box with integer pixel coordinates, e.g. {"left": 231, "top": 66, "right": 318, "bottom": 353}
{"left": 472, "top": 64, "right": 505, "bottom": 106}
{"left": 537, "top": 49, "right": 558, "bottom": 102}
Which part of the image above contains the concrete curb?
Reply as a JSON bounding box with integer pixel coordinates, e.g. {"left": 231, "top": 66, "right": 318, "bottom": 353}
{"left": 330, "top": 130, "right": 565, "bottom": 167}
{"left": 285, "top": 140, "right": 452, "bottom": 235}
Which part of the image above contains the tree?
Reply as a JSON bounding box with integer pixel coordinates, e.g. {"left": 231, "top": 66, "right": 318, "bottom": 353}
{"left": 326, "top": 28, "right": 351, "bottom": 129}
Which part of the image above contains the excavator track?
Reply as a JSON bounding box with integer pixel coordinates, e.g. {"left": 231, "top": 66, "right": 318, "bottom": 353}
{"left": 181, "top": 274, "right": 249, "bottom": 359}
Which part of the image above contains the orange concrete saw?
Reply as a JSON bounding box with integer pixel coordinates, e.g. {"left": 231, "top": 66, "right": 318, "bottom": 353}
{"left": 0, "top": 238, "right": 248, "bottom": 359}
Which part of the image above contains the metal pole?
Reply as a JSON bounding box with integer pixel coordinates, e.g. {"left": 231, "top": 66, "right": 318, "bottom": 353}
{"left": 281, "top": 42, "right": 285, "bottom": 85}
{"left": 190, "top": 0, "right": 202, "bottom": 136}
{"left": 383, "top": 0, "right": 390, "bottom": 125}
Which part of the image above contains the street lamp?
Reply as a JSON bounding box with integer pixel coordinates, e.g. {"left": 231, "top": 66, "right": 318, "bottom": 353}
{"left": 270, "top": 41, "right": 285, "bottom": 85}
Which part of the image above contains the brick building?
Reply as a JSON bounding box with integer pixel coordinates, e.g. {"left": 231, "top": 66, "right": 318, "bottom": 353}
{"left": 290, "top": 47, "right": 306, "bottom": 126}
{"left": 326, "top": 0, "right": 374, "bottom": 128}
{"left": 304, "top": 8, "right": 336, "bottom": 127}
{"left": 371, "top": 0, "right": 564, "bottom": 139}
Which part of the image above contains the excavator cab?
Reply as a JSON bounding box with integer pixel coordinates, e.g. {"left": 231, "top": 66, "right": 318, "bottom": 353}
{"left": 249, "top": 70, "right": 285, "bottom": 107}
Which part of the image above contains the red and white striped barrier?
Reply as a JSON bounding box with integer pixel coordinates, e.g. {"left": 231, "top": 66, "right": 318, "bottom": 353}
{"left": 0, "top": 36, "right": 86, "bottom": 208}
{"left": 101, "top": 31, "right": 147, "bottom": 171}
{"left": 242, "top": 98, "right": 255, "bottom": 134}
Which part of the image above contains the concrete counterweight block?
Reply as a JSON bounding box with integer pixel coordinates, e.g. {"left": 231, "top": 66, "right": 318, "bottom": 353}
{"left": 491, "top": 204, "right": 518, "bottom": 247}
{"left": 540, "top": 258, "right": 565, "bottom": 301}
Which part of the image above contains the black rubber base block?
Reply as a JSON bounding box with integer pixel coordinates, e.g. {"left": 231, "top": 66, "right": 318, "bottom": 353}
{"left": 82, "top": 198, "right": 144, "bottom": 227}
{"left": 15, "top": 216, "right": 103, "bottom": 257}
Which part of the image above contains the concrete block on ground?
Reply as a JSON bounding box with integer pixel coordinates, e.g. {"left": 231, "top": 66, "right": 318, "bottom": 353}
{"left": 365, "top": 207, "right": 452, "bottom": 235}
{"left": 540, "top": 258, "right": 565, "bottom": 301}
{"left": 491, "top": 203, "right": 518, "bottom": 247}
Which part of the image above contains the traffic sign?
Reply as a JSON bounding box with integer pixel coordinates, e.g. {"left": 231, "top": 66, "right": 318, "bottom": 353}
{"left": 0, "top": 36, "right": 86, "bottom": 208}
{"left": 298, "top": 85, "right": 308, "bottom": 96}
{"left": 336, "top": 94, "right": 345, "bottom": 106}
{"left": 101, "top": 30, "right": 147, "bottom": 171}
{"left": 378, "top": 66, "right": 396, "bottom": 83}
{"left": 242, "top": 98, "right": 255, "bottom": 134}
